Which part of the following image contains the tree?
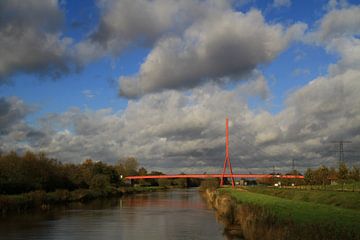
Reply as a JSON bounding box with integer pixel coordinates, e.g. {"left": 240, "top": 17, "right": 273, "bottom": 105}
{"left": 121, "top": 157, "right": 139, "bottom": 176}
{"left": 158, "top": 179, "right": 172, "bottom": 187}
{"left": 338, "top": 163, "right": 349, "bottom": 181}
{"left": 314, "top": 165, "right": 329, "bottom": 185}
{"left": 174, "top": 178, "right": 187, "bottom": 188}
{"left": 349, "top": 166, "right": 360, "bottom": 181}
{"left": 304, "top": 168, "right": 314, "bottom": 185}
{"left": 138, "top": 167, "right": 147, "bottom": 176}
{"left": 115, "top": 162, "right": 125, "bottom": 178}
{"left": 90, "top": 174, "right": 111, "bottom": 190}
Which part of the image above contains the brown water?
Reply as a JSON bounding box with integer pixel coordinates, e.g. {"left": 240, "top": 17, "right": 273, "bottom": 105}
{"left": 0, "top": 189, "right": 234, "bottom": 240}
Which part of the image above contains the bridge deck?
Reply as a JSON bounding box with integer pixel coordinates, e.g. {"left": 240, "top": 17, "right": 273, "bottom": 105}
{"left": 125, "top": 174, "right": 304, "bottom": 180}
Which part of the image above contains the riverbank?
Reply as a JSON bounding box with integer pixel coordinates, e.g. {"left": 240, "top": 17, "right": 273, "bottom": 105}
{"left": 244, "top": 186, "right": 360, "bottom": 210}
{"left": 0, "top": 186, "right": 167, "bottom": 214}
{"left": 204, "top": 187, "right": 360, "bottom": 240}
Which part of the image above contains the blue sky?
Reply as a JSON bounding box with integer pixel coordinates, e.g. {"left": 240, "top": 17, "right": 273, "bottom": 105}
{"left": 1, "top": 0, "right": 360, "bottom": 173}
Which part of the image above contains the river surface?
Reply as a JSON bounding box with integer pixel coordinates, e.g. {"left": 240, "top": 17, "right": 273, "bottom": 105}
{"left": 0, "top": 189, "right": 233, "bottom": 240}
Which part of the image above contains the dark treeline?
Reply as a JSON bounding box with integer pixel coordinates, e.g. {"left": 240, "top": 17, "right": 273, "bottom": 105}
{"left": 0, "top": 151, "right": 121, "bottom": 194}
{"left": 0, "top": 151, "right": 199, "bottom": 195}
{"left": 304, "top": 163, "right": 360, "bottom": 185}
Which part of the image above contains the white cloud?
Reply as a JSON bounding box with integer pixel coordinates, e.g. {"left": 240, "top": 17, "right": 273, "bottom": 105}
{"left": 119, "top": 8, "right": 306, "bottom": 97}
{"left": 3, "top": 59, "right": 360, "bottom": 172}
{"left": 273, "top": 0, "right": 291, "bottom": 8}
{"left": 0, "top": 97, "right": 33, "bottom": 134}
{"left": 308, "top": 5, "right": 360, "bottom": 43}
{"left": 0, "top": 0, "right": 76, "bottom": 82}
{"left": 327, "top": 37, "right": 360, "bottom": 75}
{"left": 76, "top": 0, "right": 220, "bottom": 63}
{"left": 325, "top": 0, "right": 349, "bottom": 11}
{"left": 82, "top": 90, "right": 97, "bottom": 99}
{"left": 293, "top": 68, "right": 310, "bottom": 77}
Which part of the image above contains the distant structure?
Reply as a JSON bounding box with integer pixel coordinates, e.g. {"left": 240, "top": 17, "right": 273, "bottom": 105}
{"left": 331, "top": 140, "right": 352, "bottom": 167}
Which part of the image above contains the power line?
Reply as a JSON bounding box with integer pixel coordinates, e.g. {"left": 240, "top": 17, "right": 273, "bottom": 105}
{"left": 330, "top": 140, "right": 352, "bottom": 167}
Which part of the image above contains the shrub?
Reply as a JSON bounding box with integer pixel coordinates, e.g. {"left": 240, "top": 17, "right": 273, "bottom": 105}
{"left": 158, "top": 179, "right": 172, "bottom": 187}
{"left": 90, "top": 174, "right": 111, "bottom": 190}
{"left": 200, "top": 178, "right": 220, "bottom": 191}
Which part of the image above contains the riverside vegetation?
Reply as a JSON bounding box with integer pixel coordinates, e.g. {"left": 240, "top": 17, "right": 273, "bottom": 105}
{"left": 0, "top": 151, "right": 200, "bottom": 214}
{"left": 201, "top": 179, "right": 360, "bottom": 240}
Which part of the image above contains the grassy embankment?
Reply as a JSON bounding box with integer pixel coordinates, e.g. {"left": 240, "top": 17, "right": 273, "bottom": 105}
{"left": 244, "top": 186, "right": 360, "bottom": 210}
{"left": 220, "top": 187, "right": 360, "bottom": 239}
{"left": 0, "top": 186, "right": 165, "bottom": 214}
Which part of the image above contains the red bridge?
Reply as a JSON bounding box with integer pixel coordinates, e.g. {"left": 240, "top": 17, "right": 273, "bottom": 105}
{"left": 126, "top": 174, "right": 304, "bottom": 180}
{"left": 125, "top": 118, "right": 304, "bottom": 187}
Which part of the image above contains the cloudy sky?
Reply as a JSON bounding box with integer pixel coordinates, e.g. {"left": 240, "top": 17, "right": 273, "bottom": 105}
{"left": 1, "top": 0, "right": 360, "bottom": 174}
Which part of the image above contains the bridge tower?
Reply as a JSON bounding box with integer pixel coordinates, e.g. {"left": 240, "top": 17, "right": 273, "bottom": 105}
{"left": 220, "top": 118, "right": 235, "bottom": 187}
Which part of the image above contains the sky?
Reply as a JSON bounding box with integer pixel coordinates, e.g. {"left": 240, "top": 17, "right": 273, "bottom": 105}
{"left": 0, "top": 0, "right": 360, "bottom": 174}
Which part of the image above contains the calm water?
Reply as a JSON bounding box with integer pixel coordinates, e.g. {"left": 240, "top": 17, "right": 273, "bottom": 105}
{"left": 0, "top": 189, "right": 231, "bottom": 240}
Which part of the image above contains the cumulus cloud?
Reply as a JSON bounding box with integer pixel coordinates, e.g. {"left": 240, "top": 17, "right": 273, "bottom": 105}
{"left": 36, "top": 67, "right": 360, "bottom": 171}
{"left": 273, "top": 0, "right": 291, "bottom": 8}
{"left": 0, "top": 0, "right": 75, "bottom": 82}
{"left": 76, "top": 0, "right": 218, "bottom": 62}
{"left": 281, "top": 70, "right": 360, "bottom": 141}
{"left": 82, "top": 89, "right": 97, "bottom": 99}
{"left": 276, "top": 3, "right": 360, "bottom": 161}
{"left": 305, "top": 4, "right": 360, "bottom": 76}
{"left": 0, "top": 96, "right": 50, "bottom": 151}
{"left": 119, "top": 8, "right": 307, "bottom": 97}
{"left": 0, "top": 78, "right": 270, "bottom": 171}
{"left": 327, "top": 37, "right": 360, "bottom": 75}
{"left": 2, "top": 58, "right": 360, "bottom": 173}
{"left": 324, "top": 0, "right": 349, "bottom": 11}
{"left": 292, "top": 68, "right": 310, "bottom": 77}
{"left": 308, "top": 5, "right": 360, "bottom": 43}
{"left": 0, "top": 97, "right": 32, "bottom": 134}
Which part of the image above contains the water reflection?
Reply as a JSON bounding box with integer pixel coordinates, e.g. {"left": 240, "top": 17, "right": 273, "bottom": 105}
{"left": 0, "top": 189, "right": 235, "bottom": 240}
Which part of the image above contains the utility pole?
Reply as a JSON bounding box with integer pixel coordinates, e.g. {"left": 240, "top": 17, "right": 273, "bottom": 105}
{"left": 331, "top": 140, "right": 352, "bottom": 167}
{"left": 292, "top": 159, "right": 295, "bottom": 172}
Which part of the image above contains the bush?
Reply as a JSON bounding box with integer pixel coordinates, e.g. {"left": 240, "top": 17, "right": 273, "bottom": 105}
{"left": 173, "top": 178, "right": 188, "bottom": 188}
{"left": 90, "top": 174, "right": 111, "bottom": 190}
{"left": 158, "top": 179, "right": 172, "bottom": 187}
{"left": 200, "top": 178, "right": 220, "bottom": 191}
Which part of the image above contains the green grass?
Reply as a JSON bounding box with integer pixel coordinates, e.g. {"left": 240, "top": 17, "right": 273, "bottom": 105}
{"left": 300, "top": 182, "right": 360, "bottom": 192}
{"left": 244, "top": 186, "right": 360, "bottom": 210}
{"left": 220, "top": 188, "right": 360, "bottom": 234}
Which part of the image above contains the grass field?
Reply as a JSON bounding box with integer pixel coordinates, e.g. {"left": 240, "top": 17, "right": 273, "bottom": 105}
{"left": 220, "top": 188, "right": 360, "bottom": 236}
{"left": 300, "top": 182, "right": 360, "bottom": 192}
{"left": 243, "top": 186, "right": 360, "bottom": 210}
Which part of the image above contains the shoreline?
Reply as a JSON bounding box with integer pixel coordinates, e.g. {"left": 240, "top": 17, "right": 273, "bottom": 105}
{"left": 0, "top": 186, "right": 169, "bottom": 215}
{"left": 203, "top": 187, "right": 360, "bottom": 240}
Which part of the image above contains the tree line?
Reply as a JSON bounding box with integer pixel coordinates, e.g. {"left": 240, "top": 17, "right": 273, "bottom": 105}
{"left": 0, "top": 151, "right": 203, "bottom": 195}
{"left": 304, "top": 163, "right": 359, "bottom": 185}
{"left": 2, "top": 151, "right": 357, "bottom": 194}
{"left": 0, "top": 151, "right": 152, "bottom": 195}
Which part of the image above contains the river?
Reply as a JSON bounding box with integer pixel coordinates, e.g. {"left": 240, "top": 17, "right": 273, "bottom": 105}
{"left": 0, "top": 189, "right": 234, "bottom": 240}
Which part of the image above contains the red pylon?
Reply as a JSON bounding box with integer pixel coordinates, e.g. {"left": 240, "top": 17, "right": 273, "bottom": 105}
{"left": 220, "top": 118, "right": 235, "bottom": 187}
